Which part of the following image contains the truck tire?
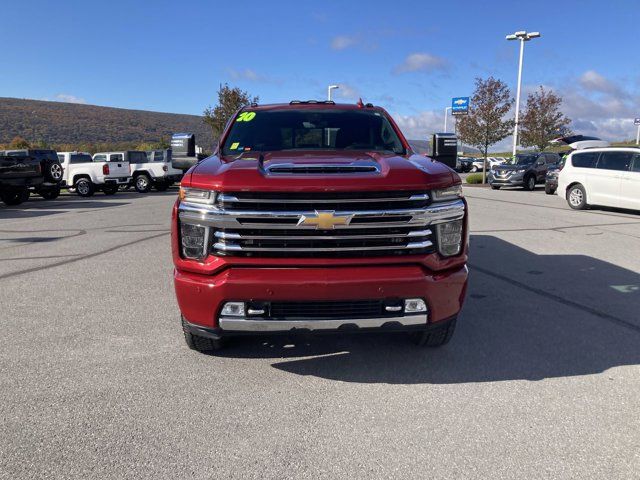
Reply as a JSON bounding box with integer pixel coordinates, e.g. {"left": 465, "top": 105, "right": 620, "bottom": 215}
{"left": 567, "top": 183, "right": 588, "bottom": 210}
{"left": 1, "top": 188, "right": 29, "bottom": 206}
{"left": 75, "top": 178, "right": 95, "bottom": 197}
{"left": 523, "top": 175, "right": 536, "bottom": 191}
{"left": 491, "top": 185, "right": 501, "bottom": 190}
{"left": 545, "top": 185, "right": 556, "bottom": 195}
{"left": 46, "top": 161, "right": 64, "bottom": 183}
{"left": 102, "top": 184, "right": 118, "bottom": 195}
{"left": 134, "top": 174, "right": 152, "bottom": 193}
{"left": 154, "top": 181, "right": 170, "bottom": 192}
{"left": 40, "top": 186, "right": 61, "bottom": 200}
{"left": 181, "top": 317, "right": 225, "bottom": 353}
{"left": 412, "top": 317, "right": 457, "bottom": 347}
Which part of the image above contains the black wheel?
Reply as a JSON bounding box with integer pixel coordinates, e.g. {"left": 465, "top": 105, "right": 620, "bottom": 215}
{"left": 154, "top": 181, "right": 170, "bottom": 192}
{"left": 134, "top": 174, "right": 152, "bottom": 193}
{"left": 491, "top": 185, "right": 501, "bottom": 190}
{"left": 102, "top": 184, "right": 118, "bottom": 195}
{"left": 412, "top": 317, "right": 457, "bottom": 347}
{"left": 40, "top": 186, "right": 61, "bottom": 200}
{"left": 75, "top": 178, "right": 95, "bottom": 197}
{"left": 523, "top": 175, "right": 536, "bottom": 191}
{"left": 567, "top": 183, "right": 588, "bottom": 210}
{"left": 46, "top": 161, "right": 64, "bottom": 183}
{"left": 545, "top": 185, "right": 556, "bottom": 195}
{"left": 1, "top": 188, "right": 29, "bottom": 206}
{"left": 181, "top": 317, "right": 225, "bottom": 353}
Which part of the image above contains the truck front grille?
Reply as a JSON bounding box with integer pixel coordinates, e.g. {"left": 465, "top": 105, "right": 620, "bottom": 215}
{"left": 216, "top": 191, "right": 429, "bottom": 211}
{"left": 178, "top": 191, "right": 466, "bottom": 259}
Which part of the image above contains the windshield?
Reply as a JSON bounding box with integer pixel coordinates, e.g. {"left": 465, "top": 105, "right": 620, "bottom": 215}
{"left": 506, "top": 154, "right": 537, "bottom": 165}
{"left": 221, "top": 109, "right": 405, "bottom": 156}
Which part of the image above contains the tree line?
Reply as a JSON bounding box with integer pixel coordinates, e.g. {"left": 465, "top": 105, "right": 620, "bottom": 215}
{"left": 457, "top": 77, "right": 571, "bottom": 157}
{"left": 0, "top": 136, "right": 171, "bottom": 154}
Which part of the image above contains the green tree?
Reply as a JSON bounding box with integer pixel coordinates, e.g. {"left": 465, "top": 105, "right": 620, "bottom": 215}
{"left": 457, "top": 77, "right": 514, "bottom": 182}
{"left": 203, "top": 84, "right": 258, "bottom": 139}
{"left": 519, "top": 86, "right": 571, "bottom": 151}
{"left": 9, "top": 136, "right": 31, "bottom": 149}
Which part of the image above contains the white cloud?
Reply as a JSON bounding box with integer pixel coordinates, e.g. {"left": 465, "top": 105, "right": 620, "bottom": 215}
{"left": 393, "top": 110, "right": 443, "bottom": 140}
{"left": 331, "top": 35, "right": 356, "bottom": 50}
{"left": 578, "top": 70, "right": 626, "bottom": 97}
{"left": 394, "top": 53, "right": 447, "bottom": 74}
{"left": 227, "top": 68, "right": 262, "bottom": 81}
{"left": 54, "top": 93, "right": 86, "bottom": 104}
{"left": 336, "top": 83, "right": 359, "bottom": 99}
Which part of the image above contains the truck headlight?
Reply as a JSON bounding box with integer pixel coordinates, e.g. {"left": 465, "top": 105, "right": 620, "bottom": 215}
{"left": 436, "top": 220, "right": 463, "bottom": 257}
{"left": 432, "top": 185, "right": 463, "bottom": 201}
{"left": 404, "top": 298, "right": 427, "bottom": 313}
{"left": 179, "top": 187, "right": 217, "bottom": 205}
{"left": 180, "top": 222, "right": 208, "bottom": 259}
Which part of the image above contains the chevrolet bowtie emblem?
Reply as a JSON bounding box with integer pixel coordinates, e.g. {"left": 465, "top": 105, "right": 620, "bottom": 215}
{"left": 298, "top": 211, "right": 352, "bottom": 229}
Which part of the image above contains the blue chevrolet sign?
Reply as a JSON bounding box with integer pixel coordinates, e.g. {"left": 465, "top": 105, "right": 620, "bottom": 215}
{"left": 452, "top": 96, "right": 470, "bottom": 115}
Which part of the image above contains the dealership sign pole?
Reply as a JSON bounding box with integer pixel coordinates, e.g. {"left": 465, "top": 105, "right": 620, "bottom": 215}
{"left": 635, "top": 118, "right": 640, "bottom": 145}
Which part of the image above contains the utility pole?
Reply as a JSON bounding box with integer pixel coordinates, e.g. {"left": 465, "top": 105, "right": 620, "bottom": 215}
{"left": 506, "top": 31, "right": 541, "bottom": 157}
{"left": 443, "top": 106, "right": 452, "bottom": 132}
{"left": 327, "top": 85, "right": 339, "bottom": 101}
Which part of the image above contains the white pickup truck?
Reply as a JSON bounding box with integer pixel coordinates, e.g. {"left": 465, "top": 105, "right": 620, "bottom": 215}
{"left": 119, "top": 149, "right": 183, "bottom": 193}
{"left": 57, "top": 152, "right": 131, "bottom": 197}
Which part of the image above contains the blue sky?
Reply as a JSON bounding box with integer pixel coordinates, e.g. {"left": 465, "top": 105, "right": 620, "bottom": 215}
{"left": 2, "top": 0, "right": 639, "bottom": 144}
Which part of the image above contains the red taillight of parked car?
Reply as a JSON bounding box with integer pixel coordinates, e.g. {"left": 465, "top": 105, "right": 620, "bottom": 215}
{"left": 103, "top": 164, "right": 110, "bottom": 175}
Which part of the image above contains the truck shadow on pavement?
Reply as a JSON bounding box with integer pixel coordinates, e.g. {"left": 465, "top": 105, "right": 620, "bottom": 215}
{"left": 216, "top": 235, "right": 640, "bottom": 384}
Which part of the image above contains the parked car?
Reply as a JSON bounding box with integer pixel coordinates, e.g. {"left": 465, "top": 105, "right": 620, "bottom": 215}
{"left": 558, "top": 147, "right": 640, "bottom": 211}
{"left": 174, "top": 100, "right": 468, "bottom": 352}
{"left": 124, "top": 149, "right": 183, "bottom": 193}
{"left": 458, "top": 157, "right": 475, "bottom": 172}
{"left": 545, "top": 157, "right": 566, "bottom": 194}
{"left": 57, "top": 152, "right": 130, "bottom": 197}
{"left": 1, "top": 149, "right": 63, "bottom": 199}
{"left": 488, "top": 152, "right": 560, "bottom": 190}
{"left": 0, "top": 154, "right": 44, "bottom": 205}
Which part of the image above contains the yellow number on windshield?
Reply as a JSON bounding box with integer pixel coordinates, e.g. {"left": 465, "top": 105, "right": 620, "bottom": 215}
{"left": 236, "top": 111, "right": 256, "bottom": 122}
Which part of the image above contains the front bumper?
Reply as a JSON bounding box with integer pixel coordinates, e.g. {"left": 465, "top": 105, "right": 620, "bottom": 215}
{"left": 489, "top": 174, "right": 524, "bottom": 186}
{"left": 175, "top": 263, "right": 468, "bottom": 336}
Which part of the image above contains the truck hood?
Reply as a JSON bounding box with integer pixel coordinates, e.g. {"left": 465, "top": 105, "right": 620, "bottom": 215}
{"left": 187, "top": 151, "right": 457, "bottom": 192}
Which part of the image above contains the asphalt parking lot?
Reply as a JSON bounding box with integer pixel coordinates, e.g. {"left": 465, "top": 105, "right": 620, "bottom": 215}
{"left": 1, "top": 186, "right": 639, "bottom": 479}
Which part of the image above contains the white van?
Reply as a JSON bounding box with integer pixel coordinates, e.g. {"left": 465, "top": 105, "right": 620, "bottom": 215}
{"left": 557, "top": 147, "right": 640, "bottom": 211}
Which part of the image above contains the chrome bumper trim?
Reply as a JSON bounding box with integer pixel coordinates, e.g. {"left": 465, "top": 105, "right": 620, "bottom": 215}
{"left": 219, "top": 314, "right": 428, "bottom": 332}
{"left": 178, "top": 199, "right": 465, "bottom": 229}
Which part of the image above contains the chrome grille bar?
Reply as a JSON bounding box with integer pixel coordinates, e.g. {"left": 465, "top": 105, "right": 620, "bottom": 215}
{"left": 214, "top": 229, "right": 431, "bottom": 241}
{"left": 213, "top": 240, "right": 433, "bottom": 253}
{"left": 217, "top": 193, "right": 429, "bottom": 204}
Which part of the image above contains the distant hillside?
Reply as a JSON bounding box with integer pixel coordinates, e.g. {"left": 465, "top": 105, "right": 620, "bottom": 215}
{"left": 0, "top": 97, "right": 213, "bottom": 148}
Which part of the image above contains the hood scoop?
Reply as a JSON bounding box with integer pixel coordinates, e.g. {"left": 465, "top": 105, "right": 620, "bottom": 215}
{"left": 265, "top": 161, "right": 380, "bottom": 175}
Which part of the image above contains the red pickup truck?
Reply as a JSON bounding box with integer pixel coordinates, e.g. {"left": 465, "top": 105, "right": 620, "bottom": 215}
{"left": 172, "top": 101, "right": 468, "bottom": 352}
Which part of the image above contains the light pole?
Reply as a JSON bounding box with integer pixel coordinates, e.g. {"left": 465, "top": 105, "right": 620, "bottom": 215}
{"left": 327, "top": 85, "right": 339, "bottom": 101}
{"left": 636, "top": 120, "right": 640, "bottom": 145}
{"left": 443, "top": 106, "right": 452, "bottom": 132}
{"left": 506, "top": 30, "right": 541, "bottom": 157}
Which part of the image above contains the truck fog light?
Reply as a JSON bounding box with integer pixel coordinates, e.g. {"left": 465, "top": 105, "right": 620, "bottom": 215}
{"left": 221, "top": 302, "right": 245, "bottom": 317}
{"left": 181, "top": 223, "right": 207, "bottom": 259}
{"left": 404, "top": 298, "right": 427, "bottom": 313}
{"left": 436, "top": 220, "right": 463, "bottom": 257}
